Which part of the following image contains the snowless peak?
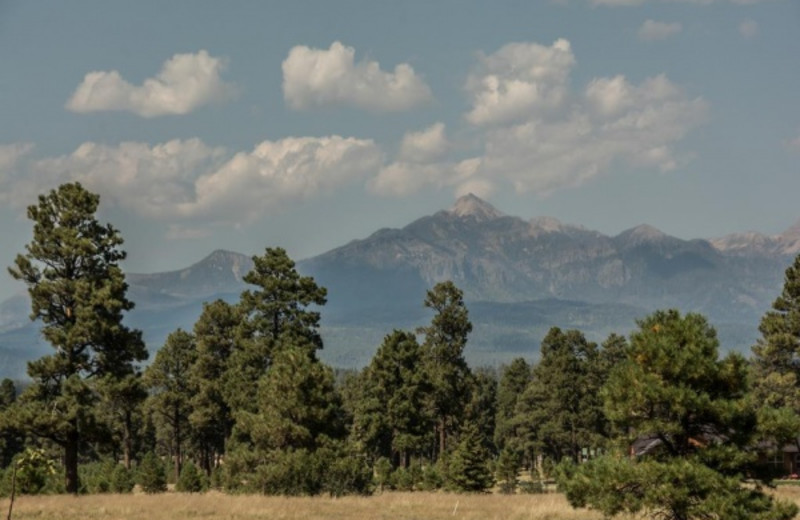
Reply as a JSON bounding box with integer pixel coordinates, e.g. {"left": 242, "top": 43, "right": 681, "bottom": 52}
{"left": 618, "top": 224, "right": 668, "bottom": 243}
{"left": 448, "top": 193, "right": 505, "bottom": 221}
{"left": 782, "top": 219, "right": 800, "bottom": 240}
{"left": 529, "top": 216, "right": 567, "bottom": 233}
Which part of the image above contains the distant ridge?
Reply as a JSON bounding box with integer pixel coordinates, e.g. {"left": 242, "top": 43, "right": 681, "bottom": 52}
{"left": 0, "top": 193, "right": 797, "bottom": 378}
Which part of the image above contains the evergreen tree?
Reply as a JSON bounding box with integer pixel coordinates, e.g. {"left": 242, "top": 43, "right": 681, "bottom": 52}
{"left": 494, "top": 358, "right": 531, "bottom": 453}
{"left": 137, "top": 451, "right": 167, "bottom": 493}
{"left": 8, "top": 182, "right": 146, "bottom": 493}
{"left": 144, "top": 329, "right": 197, "bottom": 483}
{"left": 559, "top": 310, "right": 798, "bottom": 520}
{"left": 176, "top": 460, "right": 206, "bottom": 492}
{"left": 226, "top": 248, "right": 327, "bottom": 413}
{"left": 228, "top": 343, "right": 346, "bottom": 493}
{"left": 752, "top": 254, "right": 800, "bottom": 448}
{"left": 190, "top": 299, "right": 240, "bottom": 474}
{"left": 95, "top": 373, "right": 147, "bottom": 470}
{"left": 353, "top": 330, "right": 432, "bottom": 467}
{"left": 444, "top": 420, "right": 494, "bottom": 492}
{"left": 514, "top": 328, "right": 605, "bottom": 465}
{"left": 419, "top": 281, "right": 472, "bottom": 458}
{"left": 0, "top": 379, "right": 24, "bottom": 467}
{"left": 464, "top": 368, "right": 497, "bottom": 455}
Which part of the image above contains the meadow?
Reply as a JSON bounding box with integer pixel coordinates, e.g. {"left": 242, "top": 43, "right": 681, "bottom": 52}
{"left": 7, "top": 488, "right": 800, "bottom": 520}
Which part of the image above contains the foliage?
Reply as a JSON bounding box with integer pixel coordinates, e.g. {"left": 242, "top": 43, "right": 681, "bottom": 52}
{"left": 137, "top": 452, "right": 167, "bottom": 494}
{"left": 352, "top": 330, "right": 432, "bottom": 466}
{"left": 419, "top": 281, "right": 473, "bottom": 458}
{"left": 559, "top": 310, "right": 797, "bottom": 520}
{"left": 145, "top": 329, "right": 197, "bottom": 482}
{"left": 176, "top": 460, "right": 207, "bottom": 493}
{"left": 752, "top": 254, "right": 800, "bottom": 447}
{"left": 494, "top": 359, "right": 531, "bottom": 454}
{"left": 7, "top": 183, "right": 146, "bottom": 493}
{"left": 444, "top": 421, "right": 494, "bottom": 492}
{"left": 110, "top": 464, "right": 135, "bottom": 493}
{"left": 496, "top": 446, "right": 522, "bottom": 494}
{"left": 514, "top": 328, "right": 606, "bottom": 464}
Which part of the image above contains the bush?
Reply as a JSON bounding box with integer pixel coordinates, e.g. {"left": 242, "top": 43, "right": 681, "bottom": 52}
{"left": 110, "top": 465, "right": 134, "bottom": 493}
{"left": 176, "top": 461, "right": 207, "bottom": 493}
{"left": 374, "top": 457, "right": 392, "bottom": 491}
{"left": 137, "top": 452, "right": 167, "bottom": 493}
{"left": 321, "top": 452, "right": 372, "bottom": 497}
{"left": 0, "top": 448, "right": 62, "bottom": 496}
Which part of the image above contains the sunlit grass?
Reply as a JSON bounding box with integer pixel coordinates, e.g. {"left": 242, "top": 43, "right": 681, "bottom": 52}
{"left": 6, "top": 487, "right": 800, "bottom": 519}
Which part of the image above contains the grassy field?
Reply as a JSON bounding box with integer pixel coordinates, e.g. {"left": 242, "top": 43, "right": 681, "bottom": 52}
{"left": 6, "top": 487, "right": 800, "bottom": 520}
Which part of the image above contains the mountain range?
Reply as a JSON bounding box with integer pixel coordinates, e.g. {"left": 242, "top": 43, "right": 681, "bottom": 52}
{"left": 1, "top": 194, "right": 797, "bottom": 378}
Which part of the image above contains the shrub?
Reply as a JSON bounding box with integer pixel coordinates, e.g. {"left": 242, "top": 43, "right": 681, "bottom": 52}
{"left": 137, "top": 452, "right": 167, "bottom": 493}
{"left": 176, "top": 461, "right": 207, "bottom": 493}
{"left": 110, "top": 465, "right": 135, "bottom": 493}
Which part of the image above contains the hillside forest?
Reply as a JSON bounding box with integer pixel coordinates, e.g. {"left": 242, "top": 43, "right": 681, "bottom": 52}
{"left": 2, "top": 183, "right": 800, "bottom": 519}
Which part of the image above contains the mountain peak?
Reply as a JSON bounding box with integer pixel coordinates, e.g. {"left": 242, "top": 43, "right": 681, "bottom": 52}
{"left": 782, "top": 219, "right": 800, "bottom": 240}
{"left": 617, "top": 224, "right": 669, "bottom": 244}
{"left": 448, "top": 194, "right": 505, "bottom": 221}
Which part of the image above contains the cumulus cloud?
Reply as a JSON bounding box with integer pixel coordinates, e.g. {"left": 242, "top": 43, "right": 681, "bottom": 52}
{"left": 282, "top": 41, "right": 432, "bottom": 112}
{"left": 399, "top": 123, "right": 449, "bottom": 162}
{"left": 66, "top": 50, "right": 235, "bottom": 117}
{"left": 457, "top": 39, "right": 709, "bottom": 195}
{"left": 370, "top": 157, "right": 484, "bottom": 198}
{"left": 638, "top": 20, "right": 683, "bottom": 41}
{"left": 465, "top": 39, "right": 575, "bottom": 126}
{"left": 8, "top": 136, "right": 381, "bottom": 228}
{"left": 739, "top": 19, "right": 759, "bottom": 38}
{"left": 0, "top": 143, "right": 34, "bottom": 173}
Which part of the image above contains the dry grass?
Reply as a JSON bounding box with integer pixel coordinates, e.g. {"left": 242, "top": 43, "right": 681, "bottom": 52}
{"left": 6, "top": 487, "right": 800, "bottom": 520}
{"left": 4, "top": 491, "right": 622, "bottom": 520}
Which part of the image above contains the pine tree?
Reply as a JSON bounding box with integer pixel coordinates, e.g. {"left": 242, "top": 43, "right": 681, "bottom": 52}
{"left": 444, "top": 420, "right": 494, "bottom": 492}
{"left": 752, "top": 254, "right": 800, "bottom": 448}
{"left": 353, "top": 330, "right": 432, "bottom": 467}
{"left": 559, "top": 310, "right": 798, "bottom": 520}
{"left": 0, "top": 379, "right": 24, "bottom": 467}
{"left": 137, "top": 451, "right": 167, "bottom": 494}
{"left": 8, "top": 182, "right": 146, "bottom": 493}
{"left": 494, "top": 358, "right": 531, "bottom": 453}
{"left": 514, "top": 328, "right": 605, "bottom": 465}
{"left": 419, "top": 281, "right": 472, "bottom": 459}
{"left": 144, "top": 329, "right": 197, "bottom": 483}
{"left": 226, "top": 248, "right": 327, "bottom": 413}
{"left": 190, "top": 299, "right": 240, "bottom": 474}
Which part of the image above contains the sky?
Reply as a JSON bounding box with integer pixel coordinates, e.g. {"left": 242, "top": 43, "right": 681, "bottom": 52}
{"left": 1, "top": 0, "right": 799, "bottom": 301}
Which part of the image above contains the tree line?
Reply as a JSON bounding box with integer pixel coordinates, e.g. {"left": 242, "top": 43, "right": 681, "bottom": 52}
{"left": 2, "top": 183, "right": 800, "bottom": 519}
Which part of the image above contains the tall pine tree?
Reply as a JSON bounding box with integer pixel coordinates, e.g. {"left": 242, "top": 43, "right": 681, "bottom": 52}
{"left": 8, "top": 182, "right": 146, "bottom": 493}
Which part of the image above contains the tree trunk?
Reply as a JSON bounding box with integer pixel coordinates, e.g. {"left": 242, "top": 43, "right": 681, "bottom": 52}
{"left": 174, "top": 407, "right": 182, "bottom": 483}
{"left": 123, "top": 410, "right": 133, "bottom": 470}
{"left": 439, "top": 417, "right": 446, "bottom": 458}
{"left": 65, "top": 428, "right": 80, "bottom": 494}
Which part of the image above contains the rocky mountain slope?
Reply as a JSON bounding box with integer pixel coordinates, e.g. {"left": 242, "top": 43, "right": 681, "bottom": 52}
{"left": 1, "top": 194, "right": 795, "bottom": 378}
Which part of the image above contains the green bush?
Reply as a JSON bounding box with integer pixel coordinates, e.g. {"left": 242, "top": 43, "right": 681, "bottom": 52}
{"left": 176, "top": 461, "right": 207, "bottom": 493}
{"left": 110, "top": 465, "right": 135, "bottom": 493}
{"left": 374, "top": 457, "right": 392, "bottom": 491}
{"left": 79, "top": 459, "right": 117, "bottom": 494}
{"left": 137, "top": 452, "right": 167, "bottom": 493}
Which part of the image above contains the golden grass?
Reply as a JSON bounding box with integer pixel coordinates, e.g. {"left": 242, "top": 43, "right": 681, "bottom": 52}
{"left": 4, "top": 491, "right": 623, "bottom": 520}
{"left": 6, "top": 487, "right": 800, "bottom": 520}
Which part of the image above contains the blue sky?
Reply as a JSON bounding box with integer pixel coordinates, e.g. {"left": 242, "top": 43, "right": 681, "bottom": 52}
{"left": 1, "top": 0, "right": 799, "bottom": 300}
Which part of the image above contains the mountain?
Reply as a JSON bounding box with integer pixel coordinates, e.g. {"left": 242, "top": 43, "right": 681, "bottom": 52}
{"left": 1, "top": 195, "right": 796, "bottom": 378}
{"left": 711, "top": 220, "right": 800, "bottom": 258}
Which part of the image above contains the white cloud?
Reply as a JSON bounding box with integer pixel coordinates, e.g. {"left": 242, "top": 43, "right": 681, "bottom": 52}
{"left": 465, "top": 39, "right": 575, "bottom": 126}
{"left": 638, "top": 20, "right": 683, "bottom": 41}
{"left": 471, "top": 73, "right": 707, "bottom": 194}
{"left": 0, "top": 143, "right": 34, "bottom": 173}
{"left": 9, "top": 136, "right": 381, "bottom": 227}
{"left": 282, "top": 41, "right": 432, "bottom": 112}
{"left": 739, "top": 19, "right": 759, "bottom": 38}
{"left": 370, "top": 158, "right": 485, "bottom": 198}
{"left": 399, "top": 123, "right": 449, "bottom": 162}
{"left": 66, "top": 50, "right": 235, "bottom": 117}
